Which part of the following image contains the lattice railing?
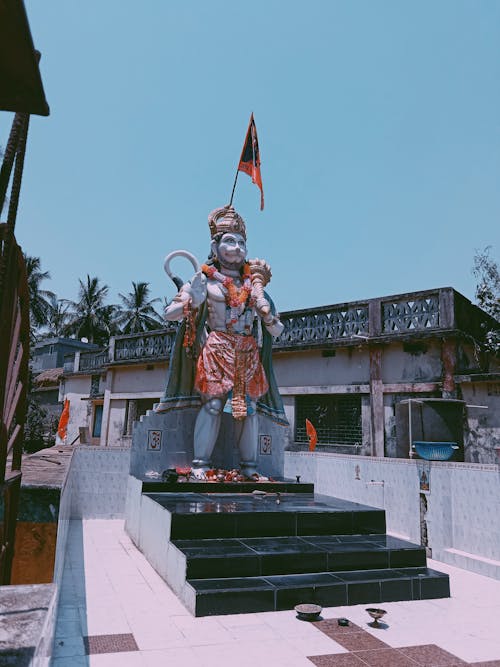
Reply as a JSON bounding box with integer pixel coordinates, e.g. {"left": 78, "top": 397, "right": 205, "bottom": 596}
{"left": 382, "top": 294, "right": 440, "bottom": 334}
{"left": 67, "top": 289, "right": 483, "bottom": 369}
{"left": 113, "top": 330, "right": 176, "bottom": 363}
{"left": 275, "top": 305, "right": 369, "bottom": 348}
{"left": 78, "top": 348, "right": 109, "bottom": 372}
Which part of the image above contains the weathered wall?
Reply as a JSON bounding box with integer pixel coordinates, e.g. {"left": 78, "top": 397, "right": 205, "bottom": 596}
{"left": 110, "top": 364, "right": 166, "bottom": 394}
{"left": 381, "top": 341, "right": 442, "bottom": 384}
{"left": 462, "top": 382, "right": 500, "bottom": 464}
{"left": 274, "top": 342, "right": 444, "bottom": 388}
{"left": 285, "top": 451, "right": 500, "bottom": 579}
{"left": 274, "top": 349, "right": 369, "bottom": 386}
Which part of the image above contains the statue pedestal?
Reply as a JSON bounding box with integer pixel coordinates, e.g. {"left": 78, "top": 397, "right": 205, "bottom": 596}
{"left": 129, "top": 407, "right": 289, "bottom": 479}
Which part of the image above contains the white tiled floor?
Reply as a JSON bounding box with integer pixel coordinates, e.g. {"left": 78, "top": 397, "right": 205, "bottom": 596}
{"left": 51, "top": 520, "right": 500, "bottom": 666}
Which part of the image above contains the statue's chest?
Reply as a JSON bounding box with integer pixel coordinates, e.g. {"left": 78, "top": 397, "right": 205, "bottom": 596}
{"left": 207, "top": 279, "right": 243, "bottom": 303}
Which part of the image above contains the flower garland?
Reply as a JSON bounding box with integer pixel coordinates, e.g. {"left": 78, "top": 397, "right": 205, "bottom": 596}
{"left": 201, "top": 262, "right": 253, "bottom": 327}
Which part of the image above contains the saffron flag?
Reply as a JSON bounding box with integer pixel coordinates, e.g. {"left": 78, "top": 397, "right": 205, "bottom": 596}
{"left": 305, "top": 418, "right": 317, "bottom": 452}
{"left": 57, "top": 398, "right": 70, "bottom": 441}
{"left": 238, "top": 113, "right": 264, "bottom": 210}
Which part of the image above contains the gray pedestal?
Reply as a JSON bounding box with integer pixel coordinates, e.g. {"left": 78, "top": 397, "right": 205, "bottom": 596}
{"left": 129, "top": 408, "right": 288, "bottom": 479}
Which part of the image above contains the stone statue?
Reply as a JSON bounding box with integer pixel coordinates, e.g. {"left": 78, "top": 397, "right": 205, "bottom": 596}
{"left": 155, "top": 205, "right": 286, "bottom": 478}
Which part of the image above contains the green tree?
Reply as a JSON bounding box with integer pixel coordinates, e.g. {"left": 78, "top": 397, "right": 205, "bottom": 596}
{"left": 65, "top": 275, "right": 118, "bottom": 345}
{"left": 23, "top": 254, "right": 55, "bottom": 338}
{"left": 45, "top": 294, "right": 70, "bottom": 337}
{"left": 472, "top": 247, "right": 500, "bottom": 352}
{"left": 116, "top": 281, "right": 163, "bottom": 334}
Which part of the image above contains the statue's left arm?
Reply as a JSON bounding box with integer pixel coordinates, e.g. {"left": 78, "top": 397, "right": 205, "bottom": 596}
{"left": 260, "top": 310, "right": 284, "bottom": 337}
{"left": 249, "top": 258, "right": 284, "bottom": 338}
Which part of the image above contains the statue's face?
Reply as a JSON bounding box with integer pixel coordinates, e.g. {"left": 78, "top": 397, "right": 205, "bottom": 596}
{"left": 213, "top": 232, "right": 247, "bottom": 269}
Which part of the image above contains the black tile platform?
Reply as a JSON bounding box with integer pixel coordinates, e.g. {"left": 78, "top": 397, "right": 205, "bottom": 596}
{"left": 144, "top": 491, "right": 450, "bottom": 616}
{"left": 141, "top": 479, "right": 314, "bottom": 494}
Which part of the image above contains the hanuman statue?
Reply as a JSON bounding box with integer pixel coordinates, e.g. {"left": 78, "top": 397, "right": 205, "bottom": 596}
{"left": 155, "top": 205, "right": 287, "bottom": 478}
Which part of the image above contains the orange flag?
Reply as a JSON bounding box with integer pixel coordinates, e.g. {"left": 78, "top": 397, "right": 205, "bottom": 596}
{"left": 305, "top": 418, "right": 317, "bottom": 452}
{"left": 237, "top": 113, "right": 264, "bottom": 210}
{"left": 57, "top": 399, "right": 70, "bottom": 440}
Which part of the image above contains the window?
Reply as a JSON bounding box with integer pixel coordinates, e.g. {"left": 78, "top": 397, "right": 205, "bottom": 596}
{"left": 92, "top": 404, "right": 104, "bottom": 438}
{"left": 295, "top": 394, "right": 362, "bottom": 446}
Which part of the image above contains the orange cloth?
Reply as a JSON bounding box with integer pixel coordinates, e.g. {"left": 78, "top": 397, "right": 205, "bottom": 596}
{"left": 57, "top": 399, "right": 70, "bottom": 440}
{"left": 306, "top": 418, "right": 317, "bottom": 452}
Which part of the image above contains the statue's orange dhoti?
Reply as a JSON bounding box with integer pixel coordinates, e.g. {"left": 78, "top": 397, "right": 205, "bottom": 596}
{"left": 195, "top": 331, "right": 269, "bottom": 419}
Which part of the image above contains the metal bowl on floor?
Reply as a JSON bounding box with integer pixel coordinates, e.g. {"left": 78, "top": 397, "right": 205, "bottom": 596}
{"left": 366, "top": 607, "right": 387, "bottom": 627}
{"left": 295, "top": 603, "right": 322, "bottom": 621}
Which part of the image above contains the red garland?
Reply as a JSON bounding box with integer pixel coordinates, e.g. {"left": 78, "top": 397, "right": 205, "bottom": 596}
{"left": 201, "top": 263, "right": 252, "bottom": 308}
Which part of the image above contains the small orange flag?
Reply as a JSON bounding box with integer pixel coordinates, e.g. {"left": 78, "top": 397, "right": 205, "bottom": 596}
{"left": 305, "top": 418, "right": 317, "bottom": 452}
{"left": 57, "top": 399, "right": 70, "bottom": 441}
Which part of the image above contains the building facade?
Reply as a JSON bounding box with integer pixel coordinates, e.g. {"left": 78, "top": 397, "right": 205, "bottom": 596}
{"left": 59, "top": 287, "right": 500, "bottom": 463}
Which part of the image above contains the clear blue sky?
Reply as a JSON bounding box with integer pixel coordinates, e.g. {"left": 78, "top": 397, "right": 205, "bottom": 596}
{"left": 5, "top": 1, "right": 500, "bottom": 312}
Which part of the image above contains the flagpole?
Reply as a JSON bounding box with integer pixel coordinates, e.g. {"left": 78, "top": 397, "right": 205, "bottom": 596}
{"left": 228, "top": 168, "right": 239, "bottom": 207}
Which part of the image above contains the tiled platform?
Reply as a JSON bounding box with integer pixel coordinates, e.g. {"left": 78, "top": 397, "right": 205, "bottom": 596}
{"left": 140, "top": 478, "right": 315, "bottom": 494}
{"left": 142, "top": 492, "right": 448, "bottom": 615}
{"left": 51, "top": 519, "right": 500, "bottom": 666}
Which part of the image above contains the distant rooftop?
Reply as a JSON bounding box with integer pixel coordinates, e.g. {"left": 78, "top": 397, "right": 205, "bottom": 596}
{"left": 33, "top": 337, "right": 99, "bottom": 351}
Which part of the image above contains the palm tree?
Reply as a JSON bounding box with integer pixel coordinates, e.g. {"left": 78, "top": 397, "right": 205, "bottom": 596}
{"left": 65, "top": 275, "right": 118, "bottom": 345}
{"left": 23, "top": 254, "right": 55, "bottom": 334}
{"left": 45, "top": 294, "right": 71, "bottom": 338}
{"left": 116, "top": 281, "right": 163, "bottom": 334}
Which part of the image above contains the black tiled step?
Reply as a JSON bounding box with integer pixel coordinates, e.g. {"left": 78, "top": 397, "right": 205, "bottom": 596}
{"left": 188, "top": 567, "right": 450, "bottom": 616}
{"left": 141, "top": 479, "right": 314, "bottom": 494}
{"left": 147, "top": 492, "right": 386, "bottom": 539}
{"left": 173, "top": 535, "right": 426, "bottom": 579}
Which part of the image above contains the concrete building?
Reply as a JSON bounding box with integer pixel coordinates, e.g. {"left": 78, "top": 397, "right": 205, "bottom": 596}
{"left": 30, "top": 337, "right": 100, "bottom": 436}
{"left": 59, "top": 287, "right": 500, "bottom": 462}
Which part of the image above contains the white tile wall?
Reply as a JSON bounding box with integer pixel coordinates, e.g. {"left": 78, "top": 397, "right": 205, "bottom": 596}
{"left": 69, "top": 446, "right": 131, "bottom": 518}
{"left": 285, "top": 451, "right": 500, "bottom": 578}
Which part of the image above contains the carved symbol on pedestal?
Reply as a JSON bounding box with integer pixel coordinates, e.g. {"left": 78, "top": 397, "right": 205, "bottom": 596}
{"left": 259, "top": 434, "right": 272, "bottom": 455}
{"left": 147, "top": 430, "right": 162, "bottom": 451}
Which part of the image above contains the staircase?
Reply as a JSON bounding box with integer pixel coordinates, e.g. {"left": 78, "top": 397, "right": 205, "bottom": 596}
{"left": 141, "top": 489, "right": 450, "bottom": 616}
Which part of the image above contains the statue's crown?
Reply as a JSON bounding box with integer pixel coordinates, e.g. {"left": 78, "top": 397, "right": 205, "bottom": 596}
{"left": 208, "top": 205, "right": 246, "bottom": 240}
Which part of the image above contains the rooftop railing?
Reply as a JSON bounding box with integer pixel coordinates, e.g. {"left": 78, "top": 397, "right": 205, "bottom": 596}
{"left": 113, "top": 329, "right": 176, "bottom": 363}
{"left": 72, "top": 288, "right": 498, "bottom": 372}
{"left": 78, "top": 348, "right": 110, "bottom": 372}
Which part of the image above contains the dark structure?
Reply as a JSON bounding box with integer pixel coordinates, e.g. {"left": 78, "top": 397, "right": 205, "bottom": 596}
{"left": 32, "top": 337, "right": 98, "bottom": 375}
{"left": 0, "top": 0, "right": 49, "bottom": 586}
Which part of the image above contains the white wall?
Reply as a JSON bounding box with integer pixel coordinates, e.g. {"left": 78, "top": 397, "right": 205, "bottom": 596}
{"left": 285, "top": 451, "right": 500, "bottom": 579}
{"left": 62, "top": 376, "right": 92, "bottom": 445}
{"left": 69, "top": 447, "right": 131, "bottom": 518}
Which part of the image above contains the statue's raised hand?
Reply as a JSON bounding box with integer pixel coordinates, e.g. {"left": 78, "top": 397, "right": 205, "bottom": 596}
{"left": 186, "top": 271, "right": 207, "bottom": 308}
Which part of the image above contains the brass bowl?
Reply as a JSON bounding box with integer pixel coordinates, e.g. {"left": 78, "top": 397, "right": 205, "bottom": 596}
{"left": 294, "top": 603, "right": 322, "bottom": 621}
{"left": 366, "top": 607, "right": 387, "bottom": 627}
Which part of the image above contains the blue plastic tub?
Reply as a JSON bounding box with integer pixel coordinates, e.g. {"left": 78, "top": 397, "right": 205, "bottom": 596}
{"left": 413, "top": 441, "right": 459, "bottom": 461}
